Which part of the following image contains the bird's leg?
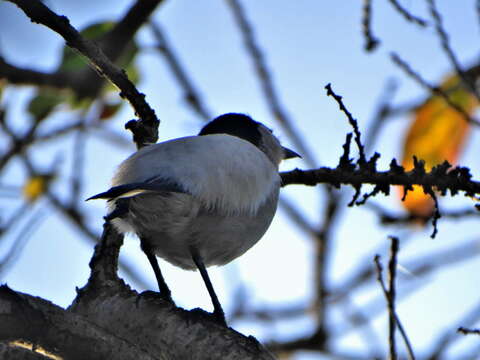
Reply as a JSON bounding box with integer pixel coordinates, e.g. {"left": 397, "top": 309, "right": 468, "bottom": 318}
{"left": 191, "top": 248, "right": 226, "bottom": 326}
{"left": 140, "top": 238, "right": 172, "bottom": 302}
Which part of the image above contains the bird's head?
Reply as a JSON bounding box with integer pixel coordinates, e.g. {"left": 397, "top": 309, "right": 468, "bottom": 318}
{"left": 199, "top": 113, "right": 300, "bottom": 166}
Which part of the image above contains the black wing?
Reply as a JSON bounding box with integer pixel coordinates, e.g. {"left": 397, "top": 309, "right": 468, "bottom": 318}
{"left": 86, "top": 178, "right": 187, "bottom": 201}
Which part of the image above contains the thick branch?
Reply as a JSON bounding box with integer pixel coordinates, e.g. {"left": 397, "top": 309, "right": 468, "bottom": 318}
{"left": 0, "top": 57, "right": 71, "bottom": 89}
{"left": 0, "top": 285, "right": 157, "bottom": 360}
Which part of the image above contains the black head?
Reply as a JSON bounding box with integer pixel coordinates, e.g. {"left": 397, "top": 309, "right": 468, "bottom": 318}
{"left": 198, "top": 113, "right": 262, "bottom": 148}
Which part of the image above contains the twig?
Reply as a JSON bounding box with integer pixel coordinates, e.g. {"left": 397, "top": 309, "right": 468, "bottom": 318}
{"left": 279, "top": 196, "right": 318, "bottom": 239}
{"left": 226, "top": 0, "right": 317, "bottom": 167}
{"left": 388, "top": 0, "right": 428, "bottom": 26}
{"left": 333, "top": 237, "right": 480, "bottom": 305}
{"left": 374, "top": 254, "right": 396, "bottom": 359}
{"left": 368, "top": 202, "right": 479, "bottom": 225}
{"left": 365, "top": 79, "right": 399, "bottom": 152}
{"left": 374, "top": 237, "right": 416, "bottom": 360}
{"left": 70, "top": 118, "right": 87, "bottom": 206}
{"left": 427, "top": 301, "right": 480, "bottom": 359}
{"left": 0, "top": 208, "right": 48, "bottom": 277}
{"left": 362, "top": 0, "right": 380, "bottom": 52}
{"left": 426, "top": 0, "right": 480, "bottom": 101}
{"left": 0, "top": 202, "right": 30, "bottom": 237}
{"left": 325, "top": 84, "right": 366, "bottom": 165}
{"left": 333, "top": 238, "right": 480, "bottom": 343}
{"left": 46, "top": 192, "right": 150, "bottom": 289}
{"left": 390, "top": 53, "right": 480, "bottom": 126}
{"left": 458, "top": 327, "right": 480, "bottom": 335}
{"left": 150, "top": 22, "right": 211, "bottom": 121}
{"left": 424, "top": 186, "right": 440, "bottom": 238}
{"left": 0, "top": 106, "right": 44, "bottom": 172}
{"left": 339, "top": 296, "right": 384, "bottom": 357}
{"left": 477, "top": 0, "right": 480, "bottom": 33}
{"left": 387, "top": 238, "right": 399, "bottom": 360}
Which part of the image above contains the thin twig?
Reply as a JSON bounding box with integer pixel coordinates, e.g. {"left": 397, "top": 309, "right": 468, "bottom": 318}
{"left": 279, "top": 196, "right": 318, "bottom": 239}
{"left": 387, "top": 239, "right": 398, "bottom": 359}
{"left": 477, "top": 0, "right": 480, "bottom": 33}
{"left": 150, "top": 22, "right": 211, "bottom": 121}
{"left": 374, "top": 255, "right": 397, "bottom": 360}
{"left": 70, "top": 118, "right": 87, "bottom": 206}
{"left": 374, "top": 238, "right": 416, "bottom": 360}
{"left": 362, "top": 0, "right": 380, "bottom": 52}
{"left": 427, "top": 301, "right": 480, "bottom": 359}
{"left": 0, "top": 202, "right": 30, "bottom": 237}
{"left": 388, "top": 0, "right": 428, "bottom": 26}
{"left": 390, "top": 53, "right": 480, "bottom": 126}
{"left": 0, "top": 208, "right": 48, "bottom": 278}
{"left": 426, "top": 0, "right": 480, "bottom": 101}
{"left": 458, "top": 327, "right": 480, "bottom": 335}
{"left": 226, "top": 0, "right": 317, "bottom": 167}
{"left": 365, "top": 79, "right": 399, "bottom": 153}
{"left": 325, "top": 83, "right": 367, "bottom": 164}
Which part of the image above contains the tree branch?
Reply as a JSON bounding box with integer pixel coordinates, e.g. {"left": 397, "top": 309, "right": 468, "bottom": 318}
{"left": 5, "top": 0, "right": 160, "bottom": 147}
{"left": 281, "top": 161, "right": 480, "bottom": 198}
{"left": 0, "top": 285, "right": 158, "bottom": 360}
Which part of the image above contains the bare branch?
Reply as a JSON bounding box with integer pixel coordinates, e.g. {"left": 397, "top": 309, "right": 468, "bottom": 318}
{"left": 362, "top": 0, "right": 380, "bottom": 52}
{"left": 458, "top": 327, "right": 480, "bottom": 335}
{"left": 426, "top": 0, "right": 480, "bottom": 101}
{"left": 325, "top": 83, "right": 366, "bottom": 164}
{"left": 0, "top": 57, "right": 71, "bottom": 89}
{"left": 391, "top": 53, "right": 480, "bottom": 126}
{"left": 0, "top": 208, "right": 47, "bottom": 277}
{"left": 226, "top": 0, "right": 317, "bottom": 167}
{"left": 427, "top": 301, "right": 480, "bottom": 359}
{"left": 150, "top": 22, "right": 211, "bottom": 121}
{"left": 374, "top": 238, "right": 416, "bottom": 360}
{"left": 388, "top": 0, "right": 428, "bottom": 26}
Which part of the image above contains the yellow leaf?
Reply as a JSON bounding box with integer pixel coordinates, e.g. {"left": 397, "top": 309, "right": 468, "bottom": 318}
{"left": 400, "top": 74, "right": 477, "bottom": 216}
{"left": 23, "top": 176, "right": 48, "bottom": 202}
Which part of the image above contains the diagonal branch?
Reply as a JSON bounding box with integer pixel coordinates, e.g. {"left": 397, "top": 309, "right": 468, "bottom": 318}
{"left": 226, "top": 0, "right": 317, "bottom": 167}
{"left": 391, "top": 53, "right": 480, "bottom": 126}
{"left": 374, "top": 238, "right": 415, "bottom": 360}
{"left": 5, "top": 0, "right": 160, "bottom": 147}
{"left": 150, "top": 22, "right": 212, "bottom": 121}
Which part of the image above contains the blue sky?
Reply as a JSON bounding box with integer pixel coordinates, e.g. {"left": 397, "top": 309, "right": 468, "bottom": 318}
{"left": 1, "top": 0, "right": 479, "bottom": 358}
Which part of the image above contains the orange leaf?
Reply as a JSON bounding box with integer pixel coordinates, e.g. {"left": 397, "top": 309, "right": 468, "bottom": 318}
{"left": 399, "top": 74, "right": 477, "bottom": 216}
{"left": 23, "top": 176, "right": 47, "bottom": 203}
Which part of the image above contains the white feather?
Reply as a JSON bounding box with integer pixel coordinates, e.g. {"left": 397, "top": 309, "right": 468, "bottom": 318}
{"left": 111, "top": 134, "right": 280, "bottom": 216}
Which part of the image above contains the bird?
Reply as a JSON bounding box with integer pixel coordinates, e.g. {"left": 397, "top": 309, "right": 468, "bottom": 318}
{"left": 87, "top": 113, "right": 300, "bottom": 325}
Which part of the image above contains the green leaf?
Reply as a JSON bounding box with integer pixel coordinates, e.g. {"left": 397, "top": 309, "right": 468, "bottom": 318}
{"left": 28, "top": 90, "right": 66, "bottom": 121}
{"left": 59, "top": 22, "right": 115, "bottom": 72}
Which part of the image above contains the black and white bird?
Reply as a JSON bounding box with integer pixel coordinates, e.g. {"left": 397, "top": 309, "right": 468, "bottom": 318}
{"left": 88, "top": 113, "right": 299, "bottom": 325}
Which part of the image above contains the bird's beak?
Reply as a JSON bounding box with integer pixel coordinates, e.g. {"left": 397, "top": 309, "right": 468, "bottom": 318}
{"left": 283, "top": 146, "right": 301, "bottom": 159}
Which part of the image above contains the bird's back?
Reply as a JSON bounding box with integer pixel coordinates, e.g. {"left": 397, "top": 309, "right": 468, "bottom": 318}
{"left": 112, "top": 134, "right": 281, "bottom": 215}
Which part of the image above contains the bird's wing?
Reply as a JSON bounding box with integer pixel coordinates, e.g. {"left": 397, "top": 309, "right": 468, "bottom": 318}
{"left": 95, "top": 135, "right": 280, "bottom": 215}
{"left": 86, "top": 178, "right": 187, "bottom": 201}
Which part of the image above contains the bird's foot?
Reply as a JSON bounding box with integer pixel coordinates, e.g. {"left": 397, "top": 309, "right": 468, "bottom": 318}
{"left": 190, "top": 307, "right": 227, "bottom": 326}
{"left": 213, "top": 308, "right": 227, "bottom": 326}
{"left": 137, "top": 290, "right": 174, "bottom": 304}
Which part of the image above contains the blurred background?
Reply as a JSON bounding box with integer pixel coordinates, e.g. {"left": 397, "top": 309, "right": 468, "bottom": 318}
{"left": 1, "top": 0, "right": 479, "bottom": 358}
